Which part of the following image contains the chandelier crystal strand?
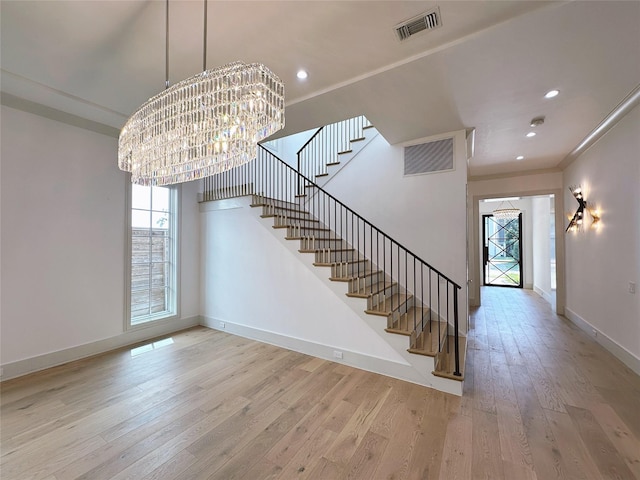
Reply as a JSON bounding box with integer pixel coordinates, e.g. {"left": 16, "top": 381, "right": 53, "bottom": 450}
{"left": 119, "top": 62, "right": 285, "bottom": 186}
{"left": 493, "top": 207, "right": 521, "bottom": 220}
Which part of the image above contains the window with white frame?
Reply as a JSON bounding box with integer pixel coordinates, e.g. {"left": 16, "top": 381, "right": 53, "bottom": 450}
{"left": 128, "top": 184, "right": 178, "bottom": 326}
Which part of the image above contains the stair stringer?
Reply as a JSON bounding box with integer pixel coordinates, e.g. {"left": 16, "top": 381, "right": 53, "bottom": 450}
{"left": 242, "top": 198, "right": 463, "bottom": 396}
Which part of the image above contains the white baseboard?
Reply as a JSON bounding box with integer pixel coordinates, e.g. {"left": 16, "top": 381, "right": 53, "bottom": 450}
{"left": 533, "top": 285, "right": 555, "bottom": 306}
{"left": 564, "top": 308, "right": 640, "bottom": 377}
{"left": 0, "top": 316, "right": 201, "bottom": 381}
{"left": 201, "top": 316, "right": 463, "bottom": 396}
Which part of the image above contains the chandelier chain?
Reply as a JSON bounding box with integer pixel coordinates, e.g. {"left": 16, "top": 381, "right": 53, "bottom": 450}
{"left": 203, "top": 0, "right": 208, "bottom": 71}
{"left": 165, "top": 0, "right": 169, "bottom": 89}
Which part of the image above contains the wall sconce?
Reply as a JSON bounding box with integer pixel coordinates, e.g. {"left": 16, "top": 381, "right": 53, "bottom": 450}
{"left": 587, "top": 205, "right": 601, "bottom": 227}
{"left": 566, "top": 185, "right": 600, "bottom": 232}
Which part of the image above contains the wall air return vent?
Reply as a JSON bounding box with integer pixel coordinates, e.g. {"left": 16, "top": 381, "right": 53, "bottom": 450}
{"left": 395, "top": 7, "right": 442, "bottom": 41}
{"left": 404, "top": 137, "right": 453, "bottom": 176}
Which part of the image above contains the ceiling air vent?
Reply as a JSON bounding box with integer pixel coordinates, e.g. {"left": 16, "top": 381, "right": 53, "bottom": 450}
{"left": 394, "top": 8, "right": 442, "bottom": 41}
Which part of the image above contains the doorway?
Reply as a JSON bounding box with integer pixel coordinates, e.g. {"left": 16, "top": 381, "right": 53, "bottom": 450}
{"left": 473, "top": 193, "right": 562, "bottom": 315}
{"left": 482, "top": 213, "right": 523, "bottom": 288}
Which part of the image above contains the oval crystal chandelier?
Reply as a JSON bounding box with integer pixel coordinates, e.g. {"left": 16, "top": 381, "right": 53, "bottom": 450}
{"left": 118, "top": 1, "right": 285, "bottom": 186}
{"left": 493, "top": 201, "right": 521, "bottom": 220}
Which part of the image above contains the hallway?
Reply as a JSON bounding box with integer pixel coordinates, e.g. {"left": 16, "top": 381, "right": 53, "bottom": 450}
{"left": 453, "top": 286, "right": 640, "bottom": 479}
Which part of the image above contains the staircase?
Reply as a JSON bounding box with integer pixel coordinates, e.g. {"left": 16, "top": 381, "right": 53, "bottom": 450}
{"left": 201, "top": 116, "right": 465, "bottom": 391}
{"left": 252, "top": 193, "right": 465, "bottom": 383}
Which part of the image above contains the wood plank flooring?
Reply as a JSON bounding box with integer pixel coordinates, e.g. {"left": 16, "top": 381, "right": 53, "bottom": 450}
{"left": 1, "top": 287, "right": 639, "bottom": 479}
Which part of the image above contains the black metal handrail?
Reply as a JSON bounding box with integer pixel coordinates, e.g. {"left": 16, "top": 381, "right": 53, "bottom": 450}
{"left": 202, "top": 145, "right": 462, "bottom": 376}
{"left": 296, "top": 126, "right": 324, "bottom": 157}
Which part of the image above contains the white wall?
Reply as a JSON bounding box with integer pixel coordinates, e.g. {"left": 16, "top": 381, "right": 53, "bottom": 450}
{"left": 563, "top": 104, "right": 640, "bottom": 372}
{"left": 179, "top": 180, "right": 201, "bottom": 319}
{"left": 532, "top": 196, "right": 554, "bottom": 305}
{"left": 315, "top": 131, "right": 469, "bottom": 330}
{"left": 200, "top": 198, "right": 403, "bottom": 360}
{"left": 0, "top": 106, "right": 200, "bottom": 376}
{"left": 262, "top": 128, "right": 317, "bottom": 168}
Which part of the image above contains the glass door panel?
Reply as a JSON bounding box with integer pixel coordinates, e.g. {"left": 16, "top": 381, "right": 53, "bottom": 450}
{"left": 482, "top": 214, "right": 523, "bottom": 287}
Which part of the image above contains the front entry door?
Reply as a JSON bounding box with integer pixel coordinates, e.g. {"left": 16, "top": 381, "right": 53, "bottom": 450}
{"left": 482, "top": 214, "right": 523, "bottom": 287}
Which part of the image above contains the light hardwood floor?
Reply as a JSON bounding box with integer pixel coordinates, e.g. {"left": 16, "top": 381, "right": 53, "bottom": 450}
{"left": 1, "top": 287, "right": 639, "bottom": 479}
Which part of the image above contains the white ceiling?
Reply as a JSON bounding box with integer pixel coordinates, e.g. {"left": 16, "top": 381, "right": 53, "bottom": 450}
{"left": 1, "top": 1, "right": 639, "bottom": 177}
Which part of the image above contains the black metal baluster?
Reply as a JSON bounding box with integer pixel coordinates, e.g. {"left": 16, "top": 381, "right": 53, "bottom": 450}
{"left": 446, "top": 284, "right": 450, "bottom": 354}
{"left": 413, "top": 255, "right": 418, "bottom": 330}
{"left": 421, "top": 264, "right": 425, "bottom": 334}
{"left": 437, "top": 274, "right": 441, "bottom": 353}
{"left": 453, "top": 287, "right": 461, "bottom": 376}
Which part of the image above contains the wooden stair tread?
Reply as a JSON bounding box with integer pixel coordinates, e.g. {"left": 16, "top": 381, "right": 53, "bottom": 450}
{"left": 364, "top": 293, "right": 412, "bottom": 316}
{"left": 273, "top": 225, "right": 321, "bottom": 230}
{"left": 384, "top": 327, "right": 411, "bottom": 337}
{"left": 338, "top": 149, "right": 353, "bottom": 155}
{"left": 250, "top": 196, "right": 300, "bottom": 209}
{"left": 326, "top": 161, "right": 340, "bottom": 166}
{"left": 261, "top": 211, "right": 316, "bottom": 220}
{"left": 406, "top": 321, "right": 448, "bottom": 357}
{"left": 387, "top": 307, "right": 432, "bottom": 334}
{"left": 432, "top": 336, "right": 466, "bottom": 381}
{"left": 288, "top": 226, "right": 331, "bottom": 232}
{"left": 345, "top": 281, "right": 396, "bottom": 298}
{"left": 316, "top": 259, "right": 365, "bottom": 267}
{"left": 298, "top": 237, "right": 344, "bottom": 241}
{"left": 316, "top": 173, "right": 328, "bottom": 178}
{"left": 258, "top": 205, "right": 310, "bottom": 216}
{"left": 316, "top": 248, "right": 354, "bottom": 252}
{"left": 329, "top": 270, "right": 380, "bottom": 282}
{"left": 350, "top": 137, "right": 366, "bottom": 142}
{"left": 275, "top": 216, "right": 320, "bottom": 223}
{"left": 286, "top": 236, "right": 342, "bottom": 241}
{"left": 331, "top": 259, "right": 367, "bottom": 265}
{"left": 300, "top": 248, "right": 353, "bottom": 253}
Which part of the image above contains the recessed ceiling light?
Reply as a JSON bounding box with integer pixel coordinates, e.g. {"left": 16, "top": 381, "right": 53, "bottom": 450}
{"left": 526, "top": 132, "right": 536, "bottom": 138}
{"left": 296, "top": 70, "right": 308, "bottom": 80}
{"left": 545, "top": 89, "right": 559, "bottom": 99}
{"left": 516, "top": 155, "right": 524, "bottom": 160}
